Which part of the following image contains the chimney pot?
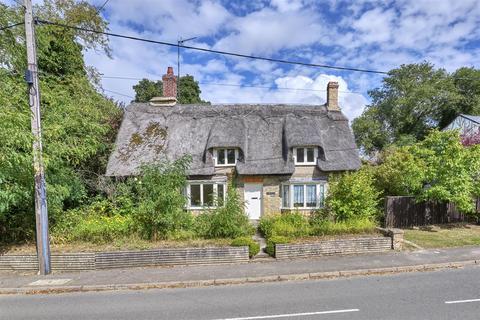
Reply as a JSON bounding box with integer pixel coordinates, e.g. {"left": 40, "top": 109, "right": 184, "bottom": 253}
{"left": 326, "top": 81, "right": 340, "bottom": 112}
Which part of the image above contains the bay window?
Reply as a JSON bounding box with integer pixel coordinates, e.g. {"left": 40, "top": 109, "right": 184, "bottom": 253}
{"left": 281, "top": 183, "right": 326, "bottom": 209}
{"left": 186, "top": 181, "right": 226, "bottom": 208}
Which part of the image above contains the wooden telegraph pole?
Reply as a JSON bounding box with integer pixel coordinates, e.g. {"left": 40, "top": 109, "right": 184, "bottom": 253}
{"left": 24, "top": 0, "right": 51, "bottom": 275}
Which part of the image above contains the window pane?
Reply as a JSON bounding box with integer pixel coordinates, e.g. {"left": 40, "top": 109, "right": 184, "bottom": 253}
{"left": 319, "top": 184, "right": 325, "bottom": 207}
{"left": 306, "top": 185, "right": 317, "bottom": 207}
{"left": 217, "top": 184, "right": 224, "bottom": 206}
{"left": 293, "top": 185, "right": 304, "bottom": 207}
{"left": 217, "top": 149, "right": 225, "bottom": 165}
{"left": 227, "top": 149, "right": 236, "bottom": 164}
{"left": 296, "top": 148, "right": 304, "bottom": 163}
{"left": 282, "top": 185, "right": 289, "bottom": 208}
{"left": 190, "top": 184, "right": 201, "bottom": 206}
{"left": 204, "top": 184, "right": 214, "bottom": 206}
{"left": 307, "top": 148, "right": 315, "bottom": 163}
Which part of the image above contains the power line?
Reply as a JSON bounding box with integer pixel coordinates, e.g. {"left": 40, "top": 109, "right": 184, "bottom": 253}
{"left": 0, "top": 21, "right": 24, "bottom": 31}
{"left": 98, "top": 75, "right": 367, "bottom": 95}
{"left": 96, "top": 0, "right": 111, "bottom": 12}
{"left": 103, "top": 88, "right": 134, "bottom": 99}
{"left": 13, "top": 0, "right": 24, "bottom": 8}
{"left": 17, "top": 68, "right": 480, "bottom": 100}
{"left": 198, "top": 82, "right": 366, "bottom": 95}
{"left": 36, "top": 19, "right": 388, "bottom": 75}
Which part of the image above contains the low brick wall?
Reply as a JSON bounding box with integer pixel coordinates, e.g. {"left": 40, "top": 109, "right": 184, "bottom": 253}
{"left": 0, "top": 253, "right": 95, "bottom": 272}
{"left": 95, "top": 247, "right": 249, "bottom": 269}
{"left": 275, "top": 236, "right": 393, "bottom": 259}
{"left": 376, "top": 227, "right": 404, "bottom": 250}
{"left": 0, "top": 247, "right": 249, "bottom": 272}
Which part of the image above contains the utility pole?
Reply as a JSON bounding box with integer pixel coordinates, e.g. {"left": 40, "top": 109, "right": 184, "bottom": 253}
{"left": 177, "top": 36, "right": 197, "bottom": 99}
{"left": 24, "top": 0, "right": 51, "bottom": 275}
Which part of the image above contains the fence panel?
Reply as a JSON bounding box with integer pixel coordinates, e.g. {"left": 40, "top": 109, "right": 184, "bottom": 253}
{"left": 384, "top": 196, "right": 474, "bottom": 228}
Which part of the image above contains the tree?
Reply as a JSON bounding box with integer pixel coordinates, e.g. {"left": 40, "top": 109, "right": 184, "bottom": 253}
{"left": 178, "top": 75, "right": 208, "bottom": 104}
{"left": 1, "top": 0, "right": 109, "bottom": 75}
{"left": 374, "top": 130, "right": 480, "bottom": 213}
{"left": 325, "top": 168, "right": 381, "bottom": 222}
{"left": 412, "top": 130, "right": 480, "bottom": 213}
{"left": 132, "top": 74, "right": 208, "bottom": 104}
{"left": 133, "top": 79, "right": 162, "bottom": 102}
{"left": 374, "top": 146, "right": 426, "bottom": 197}
{"left": 0, "top": 1, "right": 121, "bottom": 242}
{"left": 451, "top": 67, "right": 480, "bottom": 125}
{"left": 352, "top": 62, "right": 460, "bottom": 155}
{"left": 353, "top": 63, "right": 480, "bottom": 156}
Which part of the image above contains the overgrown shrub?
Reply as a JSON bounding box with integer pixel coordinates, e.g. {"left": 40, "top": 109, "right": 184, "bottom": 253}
{"left": 374, "top": 146, "right": 426, "bottom": 196}
{"left": 325, "top": 168, "right": 381, "bottom": 222}
{"left": 309, "top": 217, "right": 377, "bottom": 236}
{"left": 265, "top": 235, "right": 290, "bottom": 257}
{"left": 0, "top": 3, "right": 121, "bottom": 243}
{"left": 134, "top": 157, "right": 194, "bottom": 240}
{"left": 258, "top": 212, "right": 311, "bottom": 239}
{"left": 411, "top": 130, "right": 480, "bottom": 213}
{"left": 195, "top": 183, "right": 254, "bottom": 239}
{"left": 374, "top": 130, "right": 480, "bottom": 214}
{"left": 52, "top": 199, "right": 133, "bottom": 243}
{"left": 231, "top": 237, "right": 260, "bottom": 258}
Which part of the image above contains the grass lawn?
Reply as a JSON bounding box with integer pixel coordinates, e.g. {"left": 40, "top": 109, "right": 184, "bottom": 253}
{"left": 403, "top": 223, "right": 480, "bottom": 249}
{"left": 0, "top": 237, "right": 233, "bottom": 255}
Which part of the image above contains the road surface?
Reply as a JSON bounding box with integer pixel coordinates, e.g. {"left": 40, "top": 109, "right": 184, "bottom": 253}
{"left": 1, "top": 266, "right": 479, "bottom": 319}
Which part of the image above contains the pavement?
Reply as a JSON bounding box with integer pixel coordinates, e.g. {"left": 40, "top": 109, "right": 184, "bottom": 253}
{"left": 2, "top": 266, "right": 480, "bottom": 319}
{"left": 0, "top": 246, "right": 479, "bottom": 295}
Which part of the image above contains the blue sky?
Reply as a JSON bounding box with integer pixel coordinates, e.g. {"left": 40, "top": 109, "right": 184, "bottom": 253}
{"left": 19, "top": 0, "right": 480, "bottom": 119}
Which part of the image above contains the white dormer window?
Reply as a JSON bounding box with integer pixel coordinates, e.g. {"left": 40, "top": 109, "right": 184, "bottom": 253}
{"left": 293, "top": 147, "right": 318, "bottom": 165}
{"left": 214, "top": 148, "right": 238, "bottom": 166}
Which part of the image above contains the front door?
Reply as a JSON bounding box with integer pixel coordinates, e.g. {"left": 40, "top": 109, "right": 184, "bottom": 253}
{"left": 244, "top": 183, "right": 262, "bottom": 219}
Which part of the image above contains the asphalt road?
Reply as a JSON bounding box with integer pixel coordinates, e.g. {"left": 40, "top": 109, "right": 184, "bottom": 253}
{"left": 1, "top": 266, "right": 480, "bottom": 320}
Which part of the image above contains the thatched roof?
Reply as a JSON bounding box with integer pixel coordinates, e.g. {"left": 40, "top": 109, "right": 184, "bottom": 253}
{"left": 105, "top": 103, "right": 361, "bottom": 176}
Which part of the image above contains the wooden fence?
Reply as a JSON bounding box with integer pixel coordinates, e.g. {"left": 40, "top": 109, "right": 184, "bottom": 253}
{"left": 384, "top": 196, "right": 480, "bottom": 228}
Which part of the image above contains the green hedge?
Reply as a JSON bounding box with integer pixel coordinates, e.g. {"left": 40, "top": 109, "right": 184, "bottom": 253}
{"left": 265, "top": 236, "right": 290, "bottom": 257}
{"left": 258, "top": 211, "right": 378, "bottom": 249}
{"left": 258, "top": 212, "right": 310, "bottom": 239}
{"left": 309, "top": 218, "right": 377, "bottom": 236}
{"left": 230, "top": 237, "right": 260, "bottom": 258}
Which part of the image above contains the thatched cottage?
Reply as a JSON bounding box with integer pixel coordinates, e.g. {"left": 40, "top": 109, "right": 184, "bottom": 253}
{"left": 106, "top": 67, "right": 361, "bottom": 219}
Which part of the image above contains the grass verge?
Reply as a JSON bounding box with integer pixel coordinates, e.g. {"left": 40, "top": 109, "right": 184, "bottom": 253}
{"left": 403, "top": 224, "right": 480, "bottom": 249}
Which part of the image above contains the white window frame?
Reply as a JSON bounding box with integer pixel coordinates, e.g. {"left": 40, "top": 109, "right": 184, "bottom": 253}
{"left": 186, "top": 181, "right": 227, "bottom": 209}
{"left": 280, "top": 182, "right": 327, "bottom": 210}
{"left": 293, "top": 147, "right": 318, "bottom": 165}
{"left": 213, "top": 148, "right": 239, "bottom": 167}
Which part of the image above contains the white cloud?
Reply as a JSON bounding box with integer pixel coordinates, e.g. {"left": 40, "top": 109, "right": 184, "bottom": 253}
{"left": 78, "top": 0, "right": 480, "bottom": 121}
{"left": 197, "top": 73, "right": 368, "bottom": 121}
{"left": 213, "top": 7, "right": 328, "bottom": 55}
{"left": 270, "top": 0, "right": 304, "bottom": 12}
{"left": 104, "top": 0, "right": 231, "bottom": 41}
{"left": 351, "top": 8, "right": 395, "bottom": 44}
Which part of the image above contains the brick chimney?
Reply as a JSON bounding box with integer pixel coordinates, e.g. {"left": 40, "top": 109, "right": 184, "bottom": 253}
{"left": 149, "top": 66, "right": 177, "bottom": 107}
{"left": 326, "top": 81, "right": 340, "bottom": 112}
{"left": 162, "top": 66, "right": 177, "bottom": 98}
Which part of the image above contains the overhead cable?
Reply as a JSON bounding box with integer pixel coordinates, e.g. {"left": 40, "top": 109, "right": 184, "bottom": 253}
{"left": 36, "top": 19, "right": 388, "bottom": 75}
